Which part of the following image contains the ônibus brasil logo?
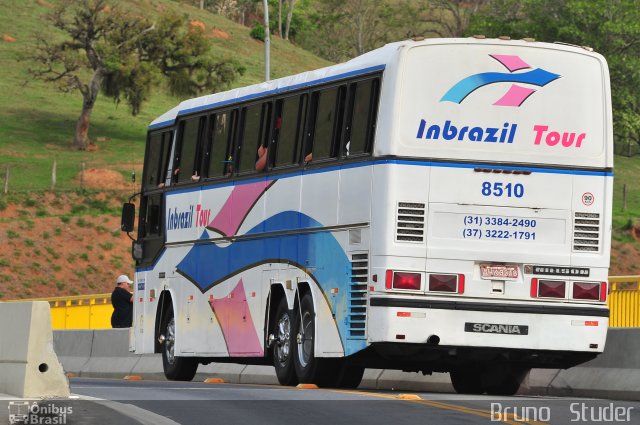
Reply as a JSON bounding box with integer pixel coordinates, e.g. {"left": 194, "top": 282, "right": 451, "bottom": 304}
{"left": 441, "top": 54, "right": 561, "bottom": 107}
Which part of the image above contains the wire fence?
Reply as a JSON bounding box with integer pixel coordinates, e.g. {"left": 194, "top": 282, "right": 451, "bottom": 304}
{"left": 0, "top": 160, "right": 141, "bottom": 195}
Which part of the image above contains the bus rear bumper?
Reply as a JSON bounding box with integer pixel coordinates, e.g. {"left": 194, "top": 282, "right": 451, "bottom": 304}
{"left": 367, "top": 297, "right": 608, "bottom": 356}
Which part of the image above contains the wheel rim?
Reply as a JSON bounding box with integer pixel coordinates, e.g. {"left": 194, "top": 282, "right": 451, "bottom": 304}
{"left": 276, "top": 313, "right": 291, "bottom": 366}
{"left": 165, "top": 318, "right": 176, "bottom": 365}
{"left": 297, "top": 310, "right": 313, "bottom": 368}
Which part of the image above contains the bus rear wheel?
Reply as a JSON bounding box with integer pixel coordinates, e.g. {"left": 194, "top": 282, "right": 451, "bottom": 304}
{"left": 161, "top": 306, "right": 198, "bottom": 381}
{"left": 293, "top": 293, "right": 334, "bottom": 387}
{"left": 334, "top": 360, "right": 365, "bottom": 389}
{"left": 273, "top": 297, "right": 298, "bottom": 386}
{"left": 449, "top": 368, "right": 484, "bottom": 395}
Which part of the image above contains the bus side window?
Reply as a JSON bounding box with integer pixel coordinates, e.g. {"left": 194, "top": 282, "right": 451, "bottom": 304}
{"left": 143, "top": 130, "right": 174, "bottom": 189}
{"left": 140, "top": 194, "right": 162, "bottom": 238}
{"left": 343, "top": 78, "right": 379, "bottom": 157}
{"left": 306, "top": 86, "right": 344, "bottom": 162}
{"left": 174, "top": 116, "right": 205, "bottom": 184}
{"left": 158, "top": 131, "right": 173, "bottom": 187}
{"left": 273, "top": 95, "right": 306, "bottom": 168}
{"left": 237, "top": 102, "right": 271, "bottom": 174}
{"left": 206, "top": 110, "right": 234, "bottom": 178}
{"left": 143, "top": 132, "right": 163, "bottom": 189}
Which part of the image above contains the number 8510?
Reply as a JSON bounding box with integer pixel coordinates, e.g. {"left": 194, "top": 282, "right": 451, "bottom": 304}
{"left": 481, "top": 181, "right": 524, "bottom": 198}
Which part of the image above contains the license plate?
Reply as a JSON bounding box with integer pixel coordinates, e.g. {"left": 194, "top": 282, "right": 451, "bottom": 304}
{"left": 480, "top": 264, "right": 519, "bottom": 280}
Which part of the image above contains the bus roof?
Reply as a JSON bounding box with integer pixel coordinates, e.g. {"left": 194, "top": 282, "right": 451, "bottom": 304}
{"left": 149, "top": 41, "right": 403, "bottom": 130}
{"left": 149, "top": 38, "right": 604, "bottom": 131}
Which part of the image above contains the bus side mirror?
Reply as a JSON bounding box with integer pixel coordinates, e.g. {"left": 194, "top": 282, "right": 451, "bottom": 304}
{"left": 121, "top": 203, "right": 136, "bottom": 233}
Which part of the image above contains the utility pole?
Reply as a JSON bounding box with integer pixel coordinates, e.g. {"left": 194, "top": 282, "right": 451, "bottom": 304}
{"left": 263, "top": 0, "right": 270, "bottom": 81}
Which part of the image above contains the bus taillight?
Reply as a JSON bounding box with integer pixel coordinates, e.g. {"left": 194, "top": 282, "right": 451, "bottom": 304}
{"left": 572, "top": 281, "right": 607, "bottom": 301}
{"left": 428, "top": 274, "right": 462, "bottom": 293}
{"left": 392, "top": 272, "right": 422, "bottom": 290}
{"left": 531, "top": 279, "right": 566, "bottom": 298}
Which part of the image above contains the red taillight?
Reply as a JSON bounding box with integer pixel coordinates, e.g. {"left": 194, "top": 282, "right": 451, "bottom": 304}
{"left": 429, "top": 274, "right": 458, "bottom": 293}
{"left": 393, "top": 272, "right": 422, "bottom": 290}
{"left": 531, "top": 278, "right": 538, "bottom": 298}
{"left": 457, "top": 274, "right": 465, "bottom": 294}
{"left": 572, "top": 282, "right": 600, "bottom": 300}
{"left": 537, "top": 280, "right": 566, "bottom": 298}
{"left": 385, "top": 269, "right": 393, "bottom": 290}
{"left": 572, "top": 281, "right": 607, "bottom": 302}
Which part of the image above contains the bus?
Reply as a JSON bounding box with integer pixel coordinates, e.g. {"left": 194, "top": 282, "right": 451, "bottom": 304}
{"left": 121, "top": 37, "right": 613, "bottom": 395}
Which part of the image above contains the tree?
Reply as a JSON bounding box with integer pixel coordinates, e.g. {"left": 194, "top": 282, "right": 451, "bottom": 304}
{"left": 300, "top": 0, "right": 396, "bottom": 62}
{"left": 29, "top": 0, "right": 244, "bottom": 150}
{"left": 469, "top": 0, "right": 640, "bottom": 156}
{"left": 404, "top": 0, "right": 490, "bottom": 38}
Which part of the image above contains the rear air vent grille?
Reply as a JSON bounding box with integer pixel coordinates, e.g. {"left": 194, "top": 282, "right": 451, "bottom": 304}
{"left": 348, "top": 253, "right": 368, "bottom": 339}
{"left": 573, "top": 212, "right": 600, "bottom": 252}
{"left": 396, "top": 202, "right": 425, "bottom": 243}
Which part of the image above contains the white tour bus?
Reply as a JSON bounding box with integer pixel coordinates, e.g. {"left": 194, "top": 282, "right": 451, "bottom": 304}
{"left": 122, "top": 37, "right": 613, "bottom": 395}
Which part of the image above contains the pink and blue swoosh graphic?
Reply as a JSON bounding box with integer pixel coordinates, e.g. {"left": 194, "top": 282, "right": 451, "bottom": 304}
{"left": 441, "top": 54, "right": 561, "bottom": 107}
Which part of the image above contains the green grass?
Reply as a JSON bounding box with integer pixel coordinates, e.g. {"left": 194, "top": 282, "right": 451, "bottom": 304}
{"left": 0, "top": 0, "right": 330, "bottom": 193}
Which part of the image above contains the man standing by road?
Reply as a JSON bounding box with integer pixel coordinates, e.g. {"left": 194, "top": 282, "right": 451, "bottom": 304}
{"left": 111, "top": 274, "right": 133, "bottom": 328}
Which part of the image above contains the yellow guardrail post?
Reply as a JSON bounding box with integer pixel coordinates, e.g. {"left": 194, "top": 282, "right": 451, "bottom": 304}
{"left": 608, "top": 276, "right": 640, "bottom": 327}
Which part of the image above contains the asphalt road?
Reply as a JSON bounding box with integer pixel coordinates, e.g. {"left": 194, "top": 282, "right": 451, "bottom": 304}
{"left": 2, "top": 378, "right": 639, "bottom": 425}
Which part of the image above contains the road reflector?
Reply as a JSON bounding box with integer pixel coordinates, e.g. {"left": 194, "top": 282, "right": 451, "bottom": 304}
{"left": 124, "top": 375, "right": 143, "bottom": 381}
{"left": 204, "top": 377, "right": 225, "bottom": 384}
{"left": 296, "top": 383, "right": 319, "bottom": 389}
{"left": 396, "top": 394, "right": 421, "bottom": 400}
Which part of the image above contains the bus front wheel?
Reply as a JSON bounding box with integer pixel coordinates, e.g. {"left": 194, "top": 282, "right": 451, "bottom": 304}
{"left": 161, "top": 306, "right": 198, "bottom": 381}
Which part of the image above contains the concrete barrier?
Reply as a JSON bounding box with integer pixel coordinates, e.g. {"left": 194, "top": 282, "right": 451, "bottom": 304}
{"left": 52, "top": 328, "right": 639, "bottom": 400}
{"left": 0, "top": 302, "right": 70, "bottom": 398}
{"left": 522, "top": 328, "right": 640, "bottom": 401}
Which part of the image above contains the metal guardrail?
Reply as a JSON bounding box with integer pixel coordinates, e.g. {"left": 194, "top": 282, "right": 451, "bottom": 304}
{"left": 608, "top": 275, "right": 640, "bottom": 327}
{"left": 6, "top": 276, "right": 640, "bottom": 329}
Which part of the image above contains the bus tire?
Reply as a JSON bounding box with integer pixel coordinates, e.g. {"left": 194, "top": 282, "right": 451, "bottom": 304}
{"left": 449, "top": 367, "right": 484, "bottom": 395}
{"left": 273, "top": 297, "right": 298, "bottom": 386}
{"left": 293, "top": 293, "right": 334, "bottom": 387}
{"left": 334, "top": 361, "right": 365, "bottom": 389}
{"left": 161, "top": 306, "right": 198, "bottom": 381}
{"left": 484, "top": 368, "right": 528, "bottom": 396}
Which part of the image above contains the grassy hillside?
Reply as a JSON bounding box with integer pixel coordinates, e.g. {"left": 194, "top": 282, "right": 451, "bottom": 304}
{"left": 0, "top": 0, "right": 331, "bottom": 193}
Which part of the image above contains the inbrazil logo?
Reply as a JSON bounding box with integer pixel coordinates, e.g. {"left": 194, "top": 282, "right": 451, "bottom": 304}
{"left": 416, "top": 120, "right": 517, "bottom": 143}
{"left": 167, "top": 204, "right": 211, "bottom": 231}
{"left": 441, "top": 54, "right": 561, "bottom": 107}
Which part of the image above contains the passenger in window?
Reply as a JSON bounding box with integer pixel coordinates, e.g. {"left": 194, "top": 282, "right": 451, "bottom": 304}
{"left": 224, "top": 156, "right": 234, "bottom": 177}
{"left": 256, "top": 116, "right": 280, "bottom": 172}
{"left": 255, "top": 145, "right": 268, "bottom": 172}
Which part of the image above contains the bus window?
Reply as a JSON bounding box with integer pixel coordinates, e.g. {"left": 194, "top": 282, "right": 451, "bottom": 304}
{"left": 238, "top": 103, "right": 271, "bottom": 174}
{"left": 137, "top": 193, "right": 163, "bottom": 265}
{"left": 175, "top": 116, "right": 204, "bottom": 183}
{"left": 206, "top": 110, "right": 235, "bottom": 178}
{"left": 144, "top": 132, "right": 163, "bottom": 189}
{"left": 144, "top": 131, "right": 173, "bottom": 189}
{"left": 274, "top": 95, "right": 306, "bottom": 168}
{"left": 159, "top": 131, "right": 173, "bottom": 185}
{"left": 307, "top": 86, "right": 344, "bottom": 162}
{"left": 344, "top": 78, "right": 379, "bottom": 157}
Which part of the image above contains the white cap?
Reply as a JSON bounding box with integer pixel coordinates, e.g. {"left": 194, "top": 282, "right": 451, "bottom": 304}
{"left": 116, "top": 274, "right": 133, "bottom": 284}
